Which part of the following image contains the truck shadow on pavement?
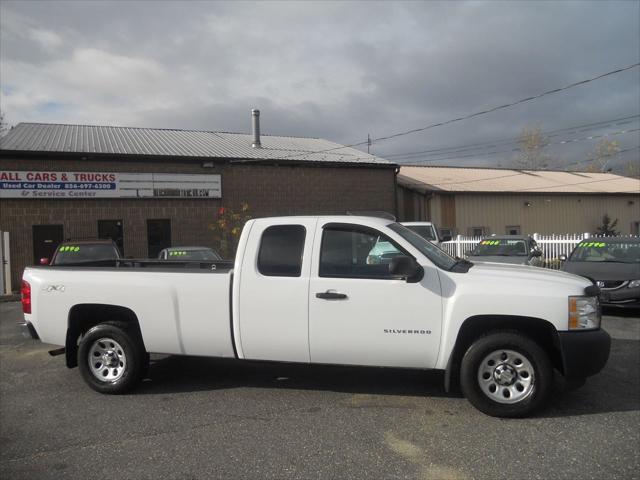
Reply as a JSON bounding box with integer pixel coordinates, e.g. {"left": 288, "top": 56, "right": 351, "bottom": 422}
{"left": 135, "top": 338, "right": 640, "bottom": 418}
{"left": 138, "top": 355, "right": 456, "bottom": 399}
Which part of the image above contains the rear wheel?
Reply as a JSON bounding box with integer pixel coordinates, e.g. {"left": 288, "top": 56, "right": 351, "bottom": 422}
{"left": 78, "top": 322, "right": 145, "bottom": 394}
{"left": 460, "top": 332, "right": 553, "bottom": 417}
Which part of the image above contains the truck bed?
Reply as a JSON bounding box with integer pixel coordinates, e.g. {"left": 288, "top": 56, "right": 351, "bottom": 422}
{"left": 24, "top": 265, "right": 236, "bottom": 358}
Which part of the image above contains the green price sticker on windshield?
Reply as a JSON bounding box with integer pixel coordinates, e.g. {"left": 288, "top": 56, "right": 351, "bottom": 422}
{"left": 60, "top": 246, "right": 80, "bottom": 252}
{"left": 578, "top": 242, "right": 606, "bottom": 248}
{"left": 169, "top": 251, "right": 187, "bottom": 256}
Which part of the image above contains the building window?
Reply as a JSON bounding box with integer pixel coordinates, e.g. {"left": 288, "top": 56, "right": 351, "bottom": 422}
{"left": 98, "top": 220, "right": 124, "bottom": 255}
{"left": 506, "top": 225, "right": 521, "bottom": 235}
{"left": 147, "top": 219, "right": 171, "bottom": 258}
{"left": 632, "top": 222, "right": 640, "bottom": 235}
{"left": 258, "top": 225, "right": 306, "bottom": 277}
{"left": 470, "top": 227, "right": 488, "bottom": 237}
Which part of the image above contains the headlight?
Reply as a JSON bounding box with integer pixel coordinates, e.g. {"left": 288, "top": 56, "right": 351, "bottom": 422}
{"left": 568, "top": 296, "right": 601, "bottom": 330}
{"left": 628, "top": 280, "right": 640, "bottom": 289}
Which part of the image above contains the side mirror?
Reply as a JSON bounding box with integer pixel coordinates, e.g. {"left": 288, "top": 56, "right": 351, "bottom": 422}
{"left": 559, "top": 254, "right": 567, "bottom": 262}
{"left": 389, "top": 256, "right": 424, "bottom": 283}
{"left": 532, "top": 250, "right": 542, "bottom": 257}
{"left": 39, "top": 257, "right": 49, "bottom": 265}
{"left": 442, "top": 235, "right": 452, "bottom": 242}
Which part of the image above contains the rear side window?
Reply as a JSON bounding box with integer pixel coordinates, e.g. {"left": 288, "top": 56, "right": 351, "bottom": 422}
{"left": 258, "top": 225, "right": 306, "bottom": 277}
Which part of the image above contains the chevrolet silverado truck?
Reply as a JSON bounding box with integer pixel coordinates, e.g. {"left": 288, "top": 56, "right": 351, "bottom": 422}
{"left": 20, "top": 216, "right": 610, "bottom": 417}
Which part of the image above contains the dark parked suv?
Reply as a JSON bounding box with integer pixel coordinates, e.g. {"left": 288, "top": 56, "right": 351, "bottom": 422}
{"left": 467, "top": 235, "right": 544, "bottom": 267}
{"left": 43, "top": 239, "right": 122, "bottom": 266}
{"left": 561, "top": 237, "right": 640, "bottom": 309}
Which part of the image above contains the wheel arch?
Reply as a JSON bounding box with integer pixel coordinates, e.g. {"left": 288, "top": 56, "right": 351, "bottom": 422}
{"left": 444, "top": 315, "right": 562, "bottom": 392}
{"left": 66, "top": 304, "right": 144, "bottom": 368}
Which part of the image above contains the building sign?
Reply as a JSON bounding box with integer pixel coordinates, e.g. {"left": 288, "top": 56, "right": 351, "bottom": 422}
{"left": 0, "top": 171, "right": 221, "bottom": 199}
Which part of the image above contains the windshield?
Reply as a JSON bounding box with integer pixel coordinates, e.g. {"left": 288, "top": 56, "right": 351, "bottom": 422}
{"left": 568, "top": 240, "right": 640, "bottom": 264}
{"left": 52, "top": 244, "right": 119, "bottom": 265}
{"left": 388, "top": 223, "right": 457, "bottom": 270}
{"left": 405, "top": 225, "right": 437, "bottom": 242}
{"left": 166, "top": 249, "right": 222, "bottom": 260}
{"left": 471, "top": 239, "right": 528, "bottom": 257}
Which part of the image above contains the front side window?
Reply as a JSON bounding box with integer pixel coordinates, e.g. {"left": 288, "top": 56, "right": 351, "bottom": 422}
{"left": 258, "top": 225, "right": 306, "bottom": 277}
{"left": 320, "top": 226, "right": 405, "bottom": 279}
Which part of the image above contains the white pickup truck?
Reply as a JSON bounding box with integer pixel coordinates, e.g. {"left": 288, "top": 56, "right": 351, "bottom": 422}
{"left": 21, "top": 216, "right": 610, "bottom": 417}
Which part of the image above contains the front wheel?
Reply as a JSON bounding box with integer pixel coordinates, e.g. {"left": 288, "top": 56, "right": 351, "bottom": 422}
{"left": 78, "top": 322, "right": 145, "bottom": 394}
{"left": 460, "top": 332, "right": 553, "bottom": 418}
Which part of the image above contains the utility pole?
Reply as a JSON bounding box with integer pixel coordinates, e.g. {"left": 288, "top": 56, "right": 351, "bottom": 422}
{"left": 367, "top": 134, "right": 372, "bottom": 154}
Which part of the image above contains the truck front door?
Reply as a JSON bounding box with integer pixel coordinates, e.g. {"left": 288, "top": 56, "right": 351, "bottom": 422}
{"left": 308, "top": 223, "right": 442, "bottom": 368}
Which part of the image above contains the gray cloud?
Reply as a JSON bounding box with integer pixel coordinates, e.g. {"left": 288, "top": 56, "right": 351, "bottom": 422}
{"left": 1, "top": 0, "right": 638, "bottom": 170}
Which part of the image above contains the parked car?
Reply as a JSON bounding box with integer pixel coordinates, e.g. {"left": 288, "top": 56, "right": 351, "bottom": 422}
{"left": 42, "top": 239, "right": 121, "bottom": 266}
{"left": 561, "top": 237, "right": 640, "bottom": 309}
{"left": 401, "top": 222, "right": 449, "bottom": 246}
{"left": 467, "top": 235, "right": 544, "bottom": 267}
{"left": 21, "top": 216, "right": 609, "bottom": 418}
{"left": 157, "top": 247, "right": 222, "bottom": 261}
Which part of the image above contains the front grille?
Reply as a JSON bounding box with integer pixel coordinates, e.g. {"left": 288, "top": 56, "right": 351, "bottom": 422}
{"left": 598, "top": 280, "right": 627, "bottom": 290}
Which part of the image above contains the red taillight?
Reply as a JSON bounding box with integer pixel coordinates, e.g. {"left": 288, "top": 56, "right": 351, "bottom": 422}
{"left": 21, "top": 280, "right": 31, "bottom": 314}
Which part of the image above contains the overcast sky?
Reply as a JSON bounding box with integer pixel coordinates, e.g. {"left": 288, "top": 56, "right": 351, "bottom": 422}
{"left": 1, "top": 0, "right": 639, "bottom": 170}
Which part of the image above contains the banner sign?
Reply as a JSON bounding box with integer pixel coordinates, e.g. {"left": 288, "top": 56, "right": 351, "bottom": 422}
{"left": 0, "top": 171, "right": 221, "bottom": 199}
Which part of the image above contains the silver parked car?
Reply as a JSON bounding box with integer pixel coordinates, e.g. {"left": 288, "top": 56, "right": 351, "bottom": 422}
{"left": 157, "top": 246, "right": 222, "bottom": 261}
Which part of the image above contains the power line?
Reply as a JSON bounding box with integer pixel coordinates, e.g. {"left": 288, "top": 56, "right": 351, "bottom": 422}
{"left": 385, "top": 114, "right": 640, "bottom": 160}
{"left": 561, "top": 145, "right": 640, "bottom": 169}
{"left": 399, "top": 127, "right": 640, "bottom": 165}
{"left": 273, "top": 62, "right": 640, "bottom": 161}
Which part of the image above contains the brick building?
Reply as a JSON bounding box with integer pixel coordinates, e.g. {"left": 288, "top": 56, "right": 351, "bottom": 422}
{"left": 0, "top": 116, "right": 396, "bottom": 289}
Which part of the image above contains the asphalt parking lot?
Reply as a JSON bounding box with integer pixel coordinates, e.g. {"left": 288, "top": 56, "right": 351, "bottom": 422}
{"left": 0, "top": 301, "right": 638, "bottom": 480}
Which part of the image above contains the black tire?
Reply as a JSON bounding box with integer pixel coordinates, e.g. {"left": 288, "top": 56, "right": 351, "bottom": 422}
{"left": 460, "top": 332, "right": 553, "bottom": 418}
{"left": 78, "top": 321, "right": 145, "bottom": 394}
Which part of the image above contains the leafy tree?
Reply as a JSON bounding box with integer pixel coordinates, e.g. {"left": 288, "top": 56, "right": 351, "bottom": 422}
{"left": 209, "top": 203, "right": 251, "bottom": 258}
{"left": 594, "top": 214, "right": 619, "bottom": 236}
{"left": 512, "top": 127, "right": 550, "bottom": 170}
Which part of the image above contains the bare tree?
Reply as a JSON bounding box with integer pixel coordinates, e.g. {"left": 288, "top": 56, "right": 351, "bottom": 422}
{"left": 0, "top": 111, "right": 9, "bottom": 138}
{"left": 623, "top": 159, "right": 640, "bottom": 178}
{"left": 512, "top": 127, "right": 550, "bottom": 170}
{"left": 584, "top": 138, "right": 620, "bottom": 173}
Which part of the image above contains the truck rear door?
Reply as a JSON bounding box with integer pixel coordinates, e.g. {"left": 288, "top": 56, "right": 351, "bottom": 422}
{"left": 237, "top": 218, "right": 318, "bottom": 362}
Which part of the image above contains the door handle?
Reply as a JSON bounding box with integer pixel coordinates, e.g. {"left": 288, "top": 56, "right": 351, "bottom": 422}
{"left": 316, "top": 290, "right": 348, "bottom": 300}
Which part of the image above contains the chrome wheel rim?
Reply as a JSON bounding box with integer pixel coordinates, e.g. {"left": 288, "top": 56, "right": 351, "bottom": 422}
{"left": 477, "top": 349, "right": 535, "bottom": 404}
{"left": 88, "top": 337, "right": 126, "bottom": 382}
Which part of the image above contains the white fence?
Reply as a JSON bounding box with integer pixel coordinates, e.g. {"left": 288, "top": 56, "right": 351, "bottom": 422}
{"left": 440, "top": 233, "right": 636, "bottom": 269}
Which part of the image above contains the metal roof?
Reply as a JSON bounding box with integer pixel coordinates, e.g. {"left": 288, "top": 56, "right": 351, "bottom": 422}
{"left": 0, "top": 123, "right": 392, "bottom": 165}
{"left": 399, "top": 166, "right": 640, "bottom": 194}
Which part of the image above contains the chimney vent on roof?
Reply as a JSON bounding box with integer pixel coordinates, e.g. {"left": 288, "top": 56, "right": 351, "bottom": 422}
{"left": 251, "top": 109, "right": 261, "bottom": 148}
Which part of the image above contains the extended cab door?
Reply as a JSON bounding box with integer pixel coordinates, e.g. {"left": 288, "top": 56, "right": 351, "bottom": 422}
{"left": 237, "top": 218, "right": 317, "bottom": 362}
{"left": 308, "top": 222, "right": 442, "bottom": 368}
